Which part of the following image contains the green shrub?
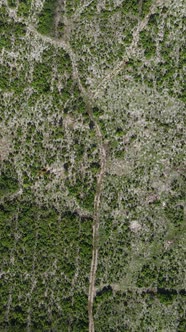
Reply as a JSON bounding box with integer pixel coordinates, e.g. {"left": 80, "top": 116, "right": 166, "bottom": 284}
{"left": 157, "top": 291, "right": 176, "bottom": 305}
{"left": 38, "top": 0, "right": 58, "bottom": 36}
{"left": 7, "top": 0, "right": 16, "bottom": 8}
{"left": 32, "top": 62, "right": 52, "bottom": 93}
{"left": 0, "top": 173, "right": 19, "bottom": 197}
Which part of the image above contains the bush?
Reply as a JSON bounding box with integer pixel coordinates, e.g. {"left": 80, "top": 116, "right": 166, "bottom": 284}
{"left": 0, "top": 173, "right": 19, "bottom": 196}
{"left": 38, "top": 0, "right": 58, "bottom": 36}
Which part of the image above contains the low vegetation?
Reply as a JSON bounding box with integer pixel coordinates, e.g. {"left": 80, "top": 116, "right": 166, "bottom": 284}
{"left": 0, "top": 0, "right": 185, "bottom": 330}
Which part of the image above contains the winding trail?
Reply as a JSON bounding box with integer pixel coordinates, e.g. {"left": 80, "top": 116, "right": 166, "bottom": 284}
{"left": 26, "top": 2, "right": 161, "bottom": 329}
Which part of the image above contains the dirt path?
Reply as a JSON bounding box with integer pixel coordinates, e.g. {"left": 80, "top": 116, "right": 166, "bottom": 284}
{"left": 27, "top": 3, "right": 161, "bottom": 329}
{"left": 86, "top": 108, "right": 107, "bottom": 332}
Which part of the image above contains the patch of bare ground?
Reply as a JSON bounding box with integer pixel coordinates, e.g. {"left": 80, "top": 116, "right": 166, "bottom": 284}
{"left": 0, "top": 135, "right": 12, "bottom": 162}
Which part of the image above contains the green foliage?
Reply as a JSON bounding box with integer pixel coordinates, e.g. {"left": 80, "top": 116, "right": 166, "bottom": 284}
{"left": 0, "top": 35, "right": 11, "bottom": 50}
{"left": 17, "top": 0, "right": 31, "bottom": 17}
{"left": 55, "top": 49, "right": 72, "bottom": 74}
{"left": 0, "top": 64, "right": 10, "bottom": 90}
{"left": 157, "top": 291, "right": 176, "bottom": 305}
{"left": 137, "top": 264, "right": 157, "bottom": 287}
{"left": 93, "top": 107, "right": 104, "bottom": 118}
{"left": 7, "top": 0, "right": 16, "bottom": 7}
{"left": 37, "top": 0, "right": 58, "bottom": 36}
{"left": 141, "top": 0, "right": 153, "bottom": 16}
{"left": 66, "top": 0, "right": 81, "bottom": 17}
{"left": 32, "top": 49, "right": 55, "bottom": 92}
{"left": 0, "top": 0, "right": 185, "bottom": 330}
{"left": 0, "top": 172, "right": 18, "bottom": 197}
{"left": 67, "top": 175, "right": 96, "bottom": 211}
{"left": 0, "top": 18, "right": 26, "bottom": 51}
{"left": 164, "top": 196, "right": 184, "bottom": 228}
{"left": 178, "top": 318, "right": 186, "bottom": 332}
{"left": 122, "top": 0, "right": 138, "bottom": 15}
{"left": 148, "top": 13, "right": 159, "bottom": 30}
{"left": 140, "top": 30, "right": 156, "bottom": 58}
{"left": 95, "top": 286, "right": 113, "bottom": 304}
{"left": 32, "top": 62, "right": 52, "bottom": 92}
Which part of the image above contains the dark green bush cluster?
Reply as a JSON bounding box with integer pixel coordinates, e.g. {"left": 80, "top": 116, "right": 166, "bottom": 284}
{"left": 17, "top": 0, "right": 31, "bottom": 17}
{"left": 141, "top": 0, "right": 153, "bottom": 16}
{"left": 140, "top": 30, "right": 156, "bottom": 58}
{"left": 0, "top": 15, "right": 26, "bottom": 50}
{"left": 7, "top": 0, "right": 16, "bottom": 7}
{"left": 37, "top": 0, "right": 58, "bottom": 36}
{"left": 67, "top": 176, "right": 96, "bottom": 212}
{"left": 32, "top": 61, "right": 52, "bottom": 93}
{"left": 122, "top": 0, "right": 138, "bottom": 15}
{"left": 0, "top": 170, "right": 19, "bottom": 197}
{"left": 0, "top": 195, "right": 92, "bottom": 330}
{"left": 137, "top": 264, "right": 157, "bottom": 287}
